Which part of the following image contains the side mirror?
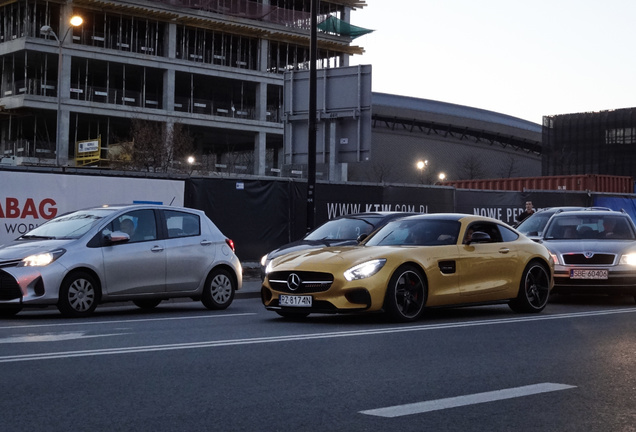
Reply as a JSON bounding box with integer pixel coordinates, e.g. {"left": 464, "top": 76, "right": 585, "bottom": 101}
{"left": 467, "top": 231, "right": 491, "bottom": 244}
{"left": 357, "top": 233, "right": 368, "bottom": 243}
{"left": 106, "top": 230, "right": 130, "bottom": 244}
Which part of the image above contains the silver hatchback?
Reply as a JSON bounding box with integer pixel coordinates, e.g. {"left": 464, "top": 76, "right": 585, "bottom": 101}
{"left": 0, "top": 204, "right": 242, "bottom": 317}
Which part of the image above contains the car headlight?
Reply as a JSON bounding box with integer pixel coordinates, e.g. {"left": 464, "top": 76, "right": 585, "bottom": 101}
{"left": 18, "top": 249, "right": 66, "bottom": 267}
{"left": 549, "top": 252, "right": 560, "bottom": 265}
{"left": 265, "top": 260, "right": 274, "bottom": 275}
{"left": 344, "top": 259, "right": 386, "bottom": 281}
{"left": 260, "top": 254, "right": 269, "bottom": 267}
{"left": 620, "top": 253, "right": 636, "bottom": 266}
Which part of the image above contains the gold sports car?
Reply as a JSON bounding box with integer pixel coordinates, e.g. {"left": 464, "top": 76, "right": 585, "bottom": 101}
{"left": 262, "top": 214, "right": 554, "bottom": 322}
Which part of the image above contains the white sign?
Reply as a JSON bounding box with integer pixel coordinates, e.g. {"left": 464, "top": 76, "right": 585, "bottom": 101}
{"left": 78, "top": 140, "right": 99, "bottom": 153}
{"left": 0, "top": 171, "right": 185, "bottom": 245}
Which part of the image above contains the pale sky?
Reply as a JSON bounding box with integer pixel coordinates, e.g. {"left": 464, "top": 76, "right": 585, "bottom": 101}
{"left": 348, "top": 0, "right": 636, "bottom": 124}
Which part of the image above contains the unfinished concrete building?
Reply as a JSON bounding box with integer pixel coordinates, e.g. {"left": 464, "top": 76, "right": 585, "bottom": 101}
{"left": 0, "top": 0, "right": 367, "bottom": 174}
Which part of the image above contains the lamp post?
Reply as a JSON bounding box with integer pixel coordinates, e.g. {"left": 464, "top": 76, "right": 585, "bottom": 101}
{"left": 40, "top": 16, "right": 83, "bottom": 167}
{"left": 416, "top": 159, "right": 428, "bottom": 183}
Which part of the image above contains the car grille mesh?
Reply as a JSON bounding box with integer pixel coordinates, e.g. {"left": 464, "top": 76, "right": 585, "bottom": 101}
{"left": 267, "top": 271, "right": 333, "bottom": 293}
{"left": 562, "top": 253, "right": 616, "bottom": 265}
{"left": 0, "top": 270, "right": 22, "bottom": 300}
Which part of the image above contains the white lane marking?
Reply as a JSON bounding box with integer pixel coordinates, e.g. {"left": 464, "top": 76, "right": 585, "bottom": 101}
{"left": 0, "top": 308, "right": 634, "bottom": 363}
{"left": 360, "top": 383, "right": 577, "bottom": 417}
{"left": 0, "top": 312, "right": 257, "bottom": 330}
{"left": 0, "top": 332, "right": 127, "bottom": 344}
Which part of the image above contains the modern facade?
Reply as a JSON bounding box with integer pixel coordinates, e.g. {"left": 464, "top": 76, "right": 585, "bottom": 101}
{"left": 0, "top": 0, "right": 366, "bottom": 173}
{"left": 542, "top": 107, "right": 636, "bottom": 177}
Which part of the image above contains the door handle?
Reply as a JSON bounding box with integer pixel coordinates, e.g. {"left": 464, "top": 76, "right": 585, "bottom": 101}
{"left": 499, "top": 248, "right": 510, "bottom": 254}
{"left": 151, "top": 245, "right": 164, "bottom": 252}
{"left": 200, "top": 240, "right": 212, "bottom": 246}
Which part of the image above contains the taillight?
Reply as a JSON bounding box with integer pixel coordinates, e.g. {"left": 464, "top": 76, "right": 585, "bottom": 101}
{"left": 225, "top": 238, "right": 235, "bottom": 252}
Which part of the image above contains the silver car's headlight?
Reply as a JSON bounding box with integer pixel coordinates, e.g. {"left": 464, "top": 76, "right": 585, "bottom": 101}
{"left": 18, "top": 249, "right": 66, "bottom": 267}
{"left": 549, "top": 252, "right": 560, "bottom": 265}
{"left": 344, "top": 259, "right": 386, "bottom": 281}
{"left": 620, "top": 253, "right": 636, "bottom": 266}
{"left": 260, "top": 254, "right": 269, "bottom": 267}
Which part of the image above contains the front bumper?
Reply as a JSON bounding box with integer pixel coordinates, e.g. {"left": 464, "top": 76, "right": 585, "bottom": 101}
{"left": 0, "top": 264, "right": 66, "bottom": 306}
{"left": 552, "top": 267, "right": 636, "bottom": 295}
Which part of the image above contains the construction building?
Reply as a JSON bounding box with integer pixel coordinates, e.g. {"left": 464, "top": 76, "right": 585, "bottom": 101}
{"left": 0, "top": 0, "right": 368, "bottom": 173}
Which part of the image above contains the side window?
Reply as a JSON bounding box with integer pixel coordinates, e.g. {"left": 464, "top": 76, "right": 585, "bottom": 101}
{"left": 498, "top": 224, "right": 520, "bottom": 242}
{"left": 466, "top": 223, "right": 502, "bottom": 243}
{"left": 165, "top": 210, "right": 200, "bottom": 238}
{"left": 114, "top": 209, "right": 157, "bottom": 243}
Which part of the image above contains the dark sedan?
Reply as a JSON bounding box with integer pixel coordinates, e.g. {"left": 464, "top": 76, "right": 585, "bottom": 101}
{"left": 260, "top": 212, "right": 414, "bottom": 279}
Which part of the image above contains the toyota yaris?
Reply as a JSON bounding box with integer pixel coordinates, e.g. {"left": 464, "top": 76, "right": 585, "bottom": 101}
{"left": 0, "top": 204, "right": 242, "bottom": 317}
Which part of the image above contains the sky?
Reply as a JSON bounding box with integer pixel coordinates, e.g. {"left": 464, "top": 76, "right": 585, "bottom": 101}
{"left": 348, "top": 0, "right": 636, "bottom": 125}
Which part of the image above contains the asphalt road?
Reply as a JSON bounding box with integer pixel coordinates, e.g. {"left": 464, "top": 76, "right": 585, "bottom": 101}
{"left": 1, "top": 293, "right": 635, "bottom": 432}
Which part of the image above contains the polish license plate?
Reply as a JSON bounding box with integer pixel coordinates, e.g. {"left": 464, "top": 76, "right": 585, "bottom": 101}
{"left": 279, "top": 295, "right": 312, "bottom": 307}
{"left": 570, "top": 269, "right": 608, "bottom": 279}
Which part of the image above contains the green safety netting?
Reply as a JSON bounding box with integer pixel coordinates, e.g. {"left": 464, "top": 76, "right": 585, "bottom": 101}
{"left": 317, "top": 16, "right": 373, "bottom": 39}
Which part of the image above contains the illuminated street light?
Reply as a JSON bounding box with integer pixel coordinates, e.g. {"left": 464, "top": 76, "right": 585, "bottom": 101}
{"left": 40, "top": 16, "right": 83, "bottom": 166}
{"left": 416, "top": 159, "right": 428, "bottom": 183}
{"left": 438, "top": 172, "right": 447, "bottom": 182}
{"left": 187, "top": 156, "right": 195, "bottom": 165}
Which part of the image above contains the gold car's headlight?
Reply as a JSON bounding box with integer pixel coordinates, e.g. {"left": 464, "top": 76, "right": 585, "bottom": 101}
{"left": 344, "top": 259, "right": 386, "bottom": 281}
{"left": 18, "top": 249, "right": 66, "bottom": 267}
{"left": 620, "top": 253, "right": 636, "bottom": 266}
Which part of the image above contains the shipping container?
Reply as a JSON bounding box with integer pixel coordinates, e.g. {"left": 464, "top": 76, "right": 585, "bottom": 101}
{"left": 442, "top": 174, "right": 634, "bottom": 193}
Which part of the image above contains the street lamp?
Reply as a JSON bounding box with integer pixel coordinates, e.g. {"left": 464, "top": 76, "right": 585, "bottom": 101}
{"left": 438, "top": 172, "right": 447, "bottom": 182}
{"left": 40, "top": 15, "right": 83, "bottom": 167}
{"left": 416, "top": 159, "right": 428, "bottom": 183}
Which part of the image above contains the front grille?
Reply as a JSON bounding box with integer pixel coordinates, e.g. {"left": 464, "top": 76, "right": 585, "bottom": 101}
{"left": 0, "top": 270, "right": 22, "bottom": 300}
{"left": 562, "top": 253, "right": 616, "bottom": 265}
{"left": 267, "top": 271, "right": 333, "bottom": 294}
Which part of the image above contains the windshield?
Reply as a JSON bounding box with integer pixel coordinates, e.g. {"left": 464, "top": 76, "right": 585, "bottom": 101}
{"left": 304, "top": 217, "right": 379, "bottom": 241}
{"left": 516, "top": 212, "right": 553, "bottom": 236}
{"left": 20, "top": 209, "right": 114, "bottom": 240}
{"left": 365, "top": 219, "right": 461, "bottom": 246}
{"left": 544, "top": 215, "right": 635, "bottom": 240}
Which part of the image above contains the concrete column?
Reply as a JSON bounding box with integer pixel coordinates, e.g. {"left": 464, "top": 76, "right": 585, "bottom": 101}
{"left": 328, "top": 120, "right": 337, "bottom": 181}
{"left": 255, "top": 131, "right": 267, "bottom": 176}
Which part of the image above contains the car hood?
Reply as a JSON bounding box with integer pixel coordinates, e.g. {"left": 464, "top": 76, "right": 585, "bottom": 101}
{"left": 0, "top": 239, "right": 75, "bottom": 261}
{"left": 542, "top": 239, "right": 636, "bottom": 255}
{"left": 270, "top": 245, "right": 402, "bottom": 273}
{"left": 267, "top": 239, "right": 357, "bottom": 260}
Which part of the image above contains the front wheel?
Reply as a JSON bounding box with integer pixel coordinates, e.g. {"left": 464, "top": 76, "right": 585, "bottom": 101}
{"left": 201, "top": 268, "right": 235, "bottom": 310}
{"left": 509, "top": 262, "right": 550, "bottom": 313}
{"left": 384, "top": 265, "right": 427, "bottom": 322}
{"left": 57, "top": 271, "right": 99, "bottom": 318}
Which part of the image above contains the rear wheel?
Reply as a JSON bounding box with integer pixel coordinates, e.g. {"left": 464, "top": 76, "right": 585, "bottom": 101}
{"left": 384, "top": 265, "right": 427, "bottom": 322}
{"left": 57, "top": 271, "right": 99, "bottom": 318}
{"left": 201, "top": 268, "right": 235, "bottom": 310}
{"left": 509, "top": 262, "right": 550, "bottom": 313}
{"left": 133, "top": 299, "right": 162, "bottom": 309}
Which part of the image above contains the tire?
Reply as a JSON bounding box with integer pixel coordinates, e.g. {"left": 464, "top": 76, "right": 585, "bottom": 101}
{"left": 201, "top": 268, "right": 235, "bottom": 310}
{"left": 133, "top": 299, "right": 162, "bottom": 309}
{"left": 276, "top": 311, "right": 310, "bottom": 320}
{"left": 509, "top": 262, "right": 550, "bottom": 313}
{"left": 384, "top": 265, "right": 427, "bottom": 322}
{"left": 0, "top": 306, "right": 22, "bottom": 317}
{"left": 57, "top": 271, "right": 99, "bottom": 318}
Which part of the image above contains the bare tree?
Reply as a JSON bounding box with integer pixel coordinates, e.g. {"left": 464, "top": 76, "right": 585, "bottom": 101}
{"left": 367, "top": 161, "right": 395, "bottom": 183}
{"left": 109, "top": 120, "right": 195, "bottom": 173}
{"left": 458, "top": 154, "right": 485, "bottom": 180}
{"left": 497, "top": 155, "right": 518, "bottom": 178}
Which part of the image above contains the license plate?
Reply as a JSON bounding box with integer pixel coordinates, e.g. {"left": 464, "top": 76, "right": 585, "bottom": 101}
{"left": 570, "top": 269, "right": 608, "bottom": 279}
{"left": 279, "top": 295, "right": 312, "bottom": 307}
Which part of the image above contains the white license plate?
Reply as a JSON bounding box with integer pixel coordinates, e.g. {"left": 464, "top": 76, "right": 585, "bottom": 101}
{"left": 279, "top": 295, "right": 312, "bottom": 307}
{"left": 570, "top": 269, "right": 608, "bottom": 279}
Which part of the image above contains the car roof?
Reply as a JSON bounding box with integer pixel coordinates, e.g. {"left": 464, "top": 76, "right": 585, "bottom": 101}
{"left": 549, "top": 209, "right": 628, "bottom": 218}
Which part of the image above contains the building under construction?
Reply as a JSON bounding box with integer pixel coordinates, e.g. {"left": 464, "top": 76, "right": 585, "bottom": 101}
{"left": 0, "top": 0, "right": 368, "bottom": 173}
{"left": 542, "top": 107, "right": 636, "bottom": 177}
